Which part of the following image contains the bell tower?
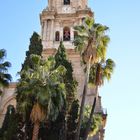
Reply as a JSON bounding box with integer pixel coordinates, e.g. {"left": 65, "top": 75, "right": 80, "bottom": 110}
{"left": 47, "top": 0, "right": 88, "bottom": 13}
{"left": 40, "top": 0, "right": 93, "bottom": 49}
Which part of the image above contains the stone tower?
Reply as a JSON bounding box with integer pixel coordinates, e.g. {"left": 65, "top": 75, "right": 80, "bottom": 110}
{"left": 0, "top": 1, "right": 107, "bottom": 139}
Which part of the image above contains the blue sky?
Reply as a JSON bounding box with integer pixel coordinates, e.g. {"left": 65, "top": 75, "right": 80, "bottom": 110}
{"left": 0, "top": 0, "right": 140, "bottom": 140}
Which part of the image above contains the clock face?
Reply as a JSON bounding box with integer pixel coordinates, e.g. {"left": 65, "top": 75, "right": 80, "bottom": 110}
{"left": 62, "top": 6, "right": 71, "bottom": 13}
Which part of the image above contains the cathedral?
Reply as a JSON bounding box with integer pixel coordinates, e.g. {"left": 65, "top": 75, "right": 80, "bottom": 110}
{"left": 0, "top": 0, "right": 107, "bottom": 139}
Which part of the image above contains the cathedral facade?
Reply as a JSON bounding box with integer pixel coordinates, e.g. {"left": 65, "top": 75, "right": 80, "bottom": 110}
{"left": 0, "top": 0, "right": 107, "bottom": 139}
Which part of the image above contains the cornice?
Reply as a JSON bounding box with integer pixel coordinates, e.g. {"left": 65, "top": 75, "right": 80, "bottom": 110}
{"left": 42, "top": 48, "right": 80, "bottom": 57}
{"left": 8, "top": 82, "right": 17, "bottom": 88}
{"left": 40, "top": 8, "right": 94, "bottom": 21}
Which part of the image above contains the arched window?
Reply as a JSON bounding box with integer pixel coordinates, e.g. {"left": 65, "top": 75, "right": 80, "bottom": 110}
{"left": 82, "top": 17, "right": 86, "bottom": 23}
{"left": 55, "top": 31, "right": 60, "bottom": 41}
{"left": 74, "top": 31, "right": 78, "bottom": 39}
{"left": 64, "top": 0, "right": 70, "bottom": 5}
{"left": 63, "top": 27, "right": 70, "bottom": 41}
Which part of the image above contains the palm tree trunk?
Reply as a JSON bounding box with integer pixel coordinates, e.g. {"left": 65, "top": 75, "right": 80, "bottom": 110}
{"left": 83, "top": 86, "right": 98, "bottom": 140}
{"left": 75, "top": 56, "right": 92, "bottom": 140}
{"left": 32, "top": 121, "right": 40, "bottom": 140}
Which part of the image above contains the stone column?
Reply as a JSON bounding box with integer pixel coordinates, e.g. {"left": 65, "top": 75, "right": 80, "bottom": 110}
{"left": 84, "top": 0, "right": 88, "bottom": 8}
{"left": 50, "top": 19, "right": 54, "bottom": 41}
{"left": 41, "top": 21, "right": 44, "bottom": 39}
{"left": 48, "top": 0, "right": 52, "bottom": 10}
{"left": 60, "top": 22, "right": 63, "bottom": 41}
{"left": 43, "top": 20, "right": 47, "bottom": 41}
{"left": 71, "top": 26, "right": 74, "bottom": 42}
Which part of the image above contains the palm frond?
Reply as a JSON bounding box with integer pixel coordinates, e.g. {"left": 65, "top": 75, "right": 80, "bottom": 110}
{"left": 103, "top": 58, "right": 115, "bottom": 81}
{"left": 89, "top": 58, "right": 115, "bottom": 86}
{"left": 2, "top": 61, "right": 11, "bottom": 68}
{"left": 0, "top": 49, "right": 12, "bottom": 88}
{"left": 74, "top": 25, "right": 86, "bottom": 34}
{"left": 0, "top": 49, "right": 6, "bottom": 60}
{"left": 84, "top": 17, "right": 95, "bottom": 30}
{"left": 17, "top": 54, "right": 67, "bottom": 124}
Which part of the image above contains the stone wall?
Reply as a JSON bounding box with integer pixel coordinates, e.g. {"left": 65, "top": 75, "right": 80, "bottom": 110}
{"left": 0, "top": 83, "right": 16, "bottom": 127}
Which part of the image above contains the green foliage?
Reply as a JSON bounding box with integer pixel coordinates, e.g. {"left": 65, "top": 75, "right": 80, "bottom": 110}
{"left": 74, "top": 17, "right": 110, "bottom": 64}
{"left": 67, "top": 100, "right": 79, "bottom": 140}
{"left": 55, "top": 41, "right": 67, "bottom": 61}
{"left": 73, "top": 17, "right": 110, "bottom": 140}
{"left": 89, "top": 58, "right": 115, "bottom": 86}
{"left": 55, "top": 41, "right": 77, "bottom": 105}
{"left": 15, "top": 32, "right": 43, "bottom": 138}
{"left": 80, "top": 106, "right": 102, "bottom": 139}
{"left": 16, "top": 32, "right": 43, "bottom": 118}
{"left": 17, "top": 55, "right": 66, "bottom": 121}
{"left": 0, "top": 105, "right": 20, "bottom": 140}
{"left": 53, "top": 41, "right": 78, "bottom": 140}
{"left": 1, "top": 32, "right": 44, "bottom": 140}
{"left": 74, "top": 17, "right": 115, "bottom": 140}
{"left": 22, "top": 32, "right": 43, "bottom": 70}
{"left": 16, "top": 54, "right": 67, "bottom": 140}
{"left": 0, "top": 49, "right": 12, "bottom": 94}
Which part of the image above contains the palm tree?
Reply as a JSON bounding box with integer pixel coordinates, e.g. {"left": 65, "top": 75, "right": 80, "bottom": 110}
{"left": 0, "top": 49, "right": 12, "bottom": 95}
{"left": 73, "top": 17, "right": 110, "bottom": 140}
{"left": 17, "top": 55, "right": 66, "bottom": 140}
{"left": 83, "top": 58, "right": 115, "bottom": 140}
{"left": 80, "top": 105, "right": 102, "bottom": 139}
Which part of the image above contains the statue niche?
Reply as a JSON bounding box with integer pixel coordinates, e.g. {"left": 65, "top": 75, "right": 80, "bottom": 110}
{"left": 64, "top": 0, "right": 70, "bottom": 5}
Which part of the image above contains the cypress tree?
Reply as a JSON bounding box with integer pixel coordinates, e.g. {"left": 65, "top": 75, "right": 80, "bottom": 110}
{"left": 54, "top": 41, "right": 78, "bottom": 140}
{"left": 67, "top": 100, "right": 79, "bottom": 140}
{"left": 17, "top": 32, "right": 43, "bottom": 107}
{"left": 22, "top": 32, "right": 43, "bottom": 70}
{"left": 0, "top": 105, "right": 19, "bottom": 140}
{"left": 15, "top": 32, "right": 43, "bottom": 140}
{"left": 55, "top": 41, "right": 77, "bottom": 104}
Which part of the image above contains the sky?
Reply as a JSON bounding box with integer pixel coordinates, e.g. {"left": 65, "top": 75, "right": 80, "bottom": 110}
{"left": 0, "top": 0, "right": 140, "bottom": 140}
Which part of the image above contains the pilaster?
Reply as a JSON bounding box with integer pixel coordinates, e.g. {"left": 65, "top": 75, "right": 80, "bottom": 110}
{"left": 43, "top": 20, "right": 47, "bottom": 40}
{"left": 70, "top": 26, "right": 74, "bottom": 41}
{"left": 50, "top": 19, "right": 54, "bottom": 41}
{"left": 60, "top": 21, "right": 63, "bottom": 41}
